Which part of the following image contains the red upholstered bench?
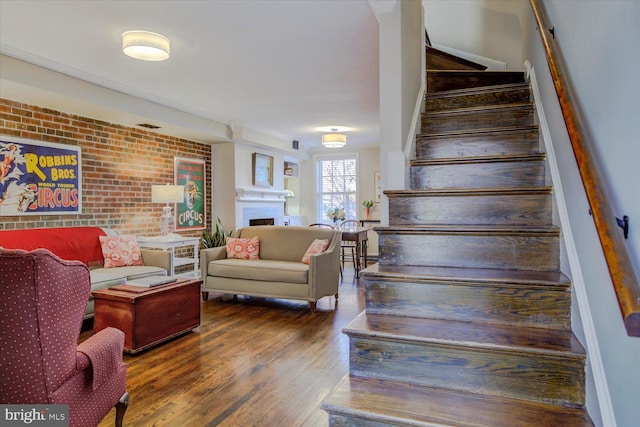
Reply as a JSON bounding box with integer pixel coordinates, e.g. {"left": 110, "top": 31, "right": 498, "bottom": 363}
{"left": 0, "top": 226, "right": 171, "bottom": 318}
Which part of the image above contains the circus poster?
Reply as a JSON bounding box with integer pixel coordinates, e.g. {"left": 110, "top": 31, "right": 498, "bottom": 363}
{"left": 174, "top": 157, "right": 205, "bottom": 231}
{"left": 0, "top": 136, "right": 81, "bottom": 216}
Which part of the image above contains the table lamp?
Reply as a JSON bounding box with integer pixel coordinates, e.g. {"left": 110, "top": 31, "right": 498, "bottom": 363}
{"left": 151, "top": 184, "right": 184, "bottom": 236}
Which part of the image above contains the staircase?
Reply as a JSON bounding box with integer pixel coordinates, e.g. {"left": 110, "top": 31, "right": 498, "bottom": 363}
{"left": 321, "top": 50, "right": 594, "bottom": 426}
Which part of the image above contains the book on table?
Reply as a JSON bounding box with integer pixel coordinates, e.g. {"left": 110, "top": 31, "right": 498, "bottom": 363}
{"left": 126, "top": 275, "right": 178, "bottom": 288}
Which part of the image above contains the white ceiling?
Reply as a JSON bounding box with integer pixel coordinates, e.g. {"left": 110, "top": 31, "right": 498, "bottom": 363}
{"left": 0, "top": 0, "right": 380, "bottom": 152}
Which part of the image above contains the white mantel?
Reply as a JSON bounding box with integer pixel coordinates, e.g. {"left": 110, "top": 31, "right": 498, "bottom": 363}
{"left": 235, "top": 187, "right": 288, "bottom": 203}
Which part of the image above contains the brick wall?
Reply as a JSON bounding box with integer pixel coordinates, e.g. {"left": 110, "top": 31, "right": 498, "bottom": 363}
{"left": 0, "top": 98, "right": 212, "bottom": 239}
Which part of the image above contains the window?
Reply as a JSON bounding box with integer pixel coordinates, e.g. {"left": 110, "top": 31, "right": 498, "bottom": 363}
{"left": 316, "top": 156, "right": 357, "bottom": 224}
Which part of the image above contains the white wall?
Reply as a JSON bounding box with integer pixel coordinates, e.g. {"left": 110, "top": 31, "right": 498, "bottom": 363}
{"left": 523, "top": 1, "right": 640, "bottom": 426}
{"left": 377, "top": 0, "right": 423, "bottom": 225}
{"left": 424, "top": 0, "right": 529, "bottom": 70}
{"left": 211, "top": 142, "right": 236, "bottom": 232}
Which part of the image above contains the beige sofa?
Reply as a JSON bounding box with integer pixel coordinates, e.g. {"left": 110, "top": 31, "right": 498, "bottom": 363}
{"left": 200, "top": 226, "right": 341, "bottom": 310}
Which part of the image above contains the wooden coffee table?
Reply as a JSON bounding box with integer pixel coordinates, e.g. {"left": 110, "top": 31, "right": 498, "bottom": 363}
{"left": 92, "top": 278, "right": 202, "bottom": 354}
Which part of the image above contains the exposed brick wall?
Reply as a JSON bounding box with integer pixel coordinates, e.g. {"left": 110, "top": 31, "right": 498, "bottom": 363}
{"left": 0, "top": 98, "right": 212, "bottom": 240}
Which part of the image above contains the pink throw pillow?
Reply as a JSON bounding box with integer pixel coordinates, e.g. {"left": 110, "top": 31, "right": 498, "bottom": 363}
{"left": 301, "top": 239, "right": 330, "bottom": 264}
{"left": 99, "top": 235, "right": 145, "bottom": 268}
{"left": 227, "top": 237, "right": 260, "bottom": 260}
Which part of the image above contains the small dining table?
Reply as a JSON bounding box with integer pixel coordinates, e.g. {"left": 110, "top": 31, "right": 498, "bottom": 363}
{"left": 340, "top": 226, "right": 369, "bottom": 274}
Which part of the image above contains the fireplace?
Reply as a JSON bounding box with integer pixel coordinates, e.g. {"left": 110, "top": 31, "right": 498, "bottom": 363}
{"left": 242, "top": 206, "right": 281, "bottom": 227}
{"left": 249, "top": 218, "right": 275, "bottom": 226}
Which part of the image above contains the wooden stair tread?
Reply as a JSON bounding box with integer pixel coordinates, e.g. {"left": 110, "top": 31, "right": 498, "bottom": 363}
{"left": 345, "top": 312, "right": 585, "bottom": 356}
{"left": 424, "top": 102, "right": 533, "bottom": 117}
{"left": 322, "top": 376, "right": 593, "bottom": 427}
{"left": 362, "top": 263, "right": 571, "bottom": 287}
{"left": 376, "top": 224, "right": 560, "bottom": 235}
{"left": 425, "top": 82, "right": 530, "bottom": 99}
{"left": 417, "top": 125, "right": 539, "bottom": 140}
{"left": 411, "top": 153, "right": 545, "bottom": 166}
{"left": 385, "top": 186, "right": 552, "bottom": 197}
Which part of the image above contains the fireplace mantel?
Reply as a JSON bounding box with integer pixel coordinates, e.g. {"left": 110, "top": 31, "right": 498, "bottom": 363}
{"left": 236, "top": 187, "right": 287, "bottom": 203}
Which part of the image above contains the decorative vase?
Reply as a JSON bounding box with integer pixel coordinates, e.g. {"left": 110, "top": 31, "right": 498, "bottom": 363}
{"left": 365, "top": 207, "right": 371, "bottom": 220}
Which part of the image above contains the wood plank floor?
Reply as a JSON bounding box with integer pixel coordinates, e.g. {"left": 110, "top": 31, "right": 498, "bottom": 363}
{"left": 81, "top": 266, "right": 365, "bottom": 427}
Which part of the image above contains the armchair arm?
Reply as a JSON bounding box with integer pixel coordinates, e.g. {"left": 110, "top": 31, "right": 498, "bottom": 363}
{"left": 76, "top": 327, "right": 125, "bottom": 390}
{"left": 140, "top": 249, "right": 172, "bottom": 273}
{"left": 308, "top": 231, "right": 341, "bottom": 299}
{"left": 200, "top": 246, "right": 227, "bottom": 279}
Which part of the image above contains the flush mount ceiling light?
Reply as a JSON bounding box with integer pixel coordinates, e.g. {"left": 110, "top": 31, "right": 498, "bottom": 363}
{"left": 122, "top": 30, "right": 170, "bottom": 61}
{"left": 322, "top": 128, "right": 347, "bottom": 148}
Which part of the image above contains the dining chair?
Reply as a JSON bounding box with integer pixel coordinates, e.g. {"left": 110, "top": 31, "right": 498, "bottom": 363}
{"left": 309, "top": 223, "right": 334, "bottom": 229}
{"left": 339, "top": 220, "right": 360, "bottom": 271}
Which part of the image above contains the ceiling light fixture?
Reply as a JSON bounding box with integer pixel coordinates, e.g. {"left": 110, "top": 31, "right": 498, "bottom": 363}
{"left": 122, "top": 30, "right": 170, "bottom": 61}
{"left": 322, "top": 128, "right": 347, "bottom": 148}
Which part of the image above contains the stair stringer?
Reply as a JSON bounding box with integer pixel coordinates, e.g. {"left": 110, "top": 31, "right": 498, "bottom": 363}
{"left": 527, "top": 63, "right": 613, "bottom": 427}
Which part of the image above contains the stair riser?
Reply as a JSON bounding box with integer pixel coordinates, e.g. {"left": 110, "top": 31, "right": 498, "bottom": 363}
{"left": 364, "top": 279, "right": 571, "bottom": 330}
{"left": 388, "top": 193, "right": 552, "bottom": 226}
{"left": 378, "top": 232, "right": 559, "bottom": 271}
{"left": 427, "top": 72, "right": 525, "bottom": 93}
{"left": 422, "top": 108, "right": 534, "bottom": 133}
{"left": 348, "top": 337, "right": 585, "bottom": 407}
{"left": 426, "top": 88, "right": 531, "bottom": 111}
{"left": 410, "top": 161, "right": 546, "bottom": 189}
{"left": 416, "top": 130, "right": 539, "bottom": 159}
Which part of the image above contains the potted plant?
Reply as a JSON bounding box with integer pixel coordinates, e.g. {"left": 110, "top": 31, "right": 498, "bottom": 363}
{"left": 362, "top": 200, "right": 375, "bottom": 220}
{"left": 201, "top": 217, "right": 234, "bottom": 249}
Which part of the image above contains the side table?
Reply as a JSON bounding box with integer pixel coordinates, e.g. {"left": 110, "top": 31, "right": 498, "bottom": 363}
{"left": 92, "top": 278, "right": 202, "bottom": 354}
{"left": 137, "top": 235, "right": 200, "bottom": 277}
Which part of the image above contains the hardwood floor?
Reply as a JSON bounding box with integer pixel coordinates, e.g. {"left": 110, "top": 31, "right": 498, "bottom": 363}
{"left": 83, "top": 266, "right": 365, "bottom": 427}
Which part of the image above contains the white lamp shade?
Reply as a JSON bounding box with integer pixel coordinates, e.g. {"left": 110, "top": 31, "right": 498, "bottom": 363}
{"left": 122, "top": 31, "right": 170, "bottom": 61}
{"left": 322, "top": 133, "right": 347, "bottom": 148}
{"left": 151, "top": 185, "right": 184, "bottom": 204}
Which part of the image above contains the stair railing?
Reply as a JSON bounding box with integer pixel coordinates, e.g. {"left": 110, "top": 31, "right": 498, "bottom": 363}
{"left": 530, "top": 0, "right": 640, "bottom": 336}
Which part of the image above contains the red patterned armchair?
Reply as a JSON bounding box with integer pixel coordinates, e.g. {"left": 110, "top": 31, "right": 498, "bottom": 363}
{"left": 0, "top": 248, "right": 129, "bottom": 427}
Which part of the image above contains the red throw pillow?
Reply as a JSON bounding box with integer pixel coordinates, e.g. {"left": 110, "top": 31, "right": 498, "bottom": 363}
{"left": 226, "top": 237, "right": 260, "bottom": 260}
{"left": 99, "top": 235, "right": 144, "bottom": 268}
{"left": 301, "top": 239, "right": 330, "bottom": 264}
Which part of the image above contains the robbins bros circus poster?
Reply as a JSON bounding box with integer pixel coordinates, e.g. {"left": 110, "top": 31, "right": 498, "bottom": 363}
{"left": 0, "top": 136, "right": 81, "bottom": 216}
{"left": 174, "top": 157, "right": 205, "bottom": 231}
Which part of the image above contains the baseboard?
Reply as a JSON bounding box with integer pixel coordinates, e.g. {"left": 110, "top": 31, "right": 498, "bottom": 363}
{"left": 527, "top": 62, "right": 616, "bottom": 427}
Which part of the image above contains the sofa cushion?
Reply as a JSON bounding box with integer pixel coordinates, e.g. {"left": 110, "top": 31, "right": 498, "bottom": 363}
{"left": 226, "top": 237, "right": 260, "bottom": 260}
{"left": 208, "top": 259, "right": 308, "bottom": 284}
{"left": 301, "top": 239, "right": 329, "bottom": 264}
{"left": 91, "top": 265, "right": 166, "bottom": 283}
{"left": 90, "top": 271, "right": 127, "bottom": 291}
{"left": 99, "top": 235, "right": 144, "bottom": 268}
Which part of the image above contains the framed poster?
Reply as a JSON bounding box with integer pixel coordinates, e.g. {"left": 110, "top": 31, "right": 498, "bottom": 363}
{"left": 374, "top": 171, "right": 382, "bottom": 202}
{"left": 174, "top": 157, "right": 206, "bottom": 231}
{"left": 0, "top": 136, "right": 81, "bottom": 216}
{"left": 252, "top": 152, "right": 273, "bottom": 187}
